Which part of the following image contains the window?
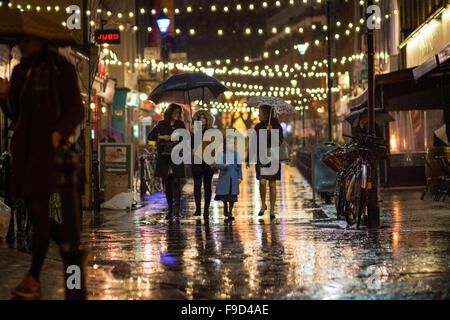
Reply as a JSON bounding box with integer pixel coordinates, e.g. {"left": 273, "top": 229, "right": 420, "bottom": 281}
{"left": 389, "top": 110, "right": 444, "bottom": 153}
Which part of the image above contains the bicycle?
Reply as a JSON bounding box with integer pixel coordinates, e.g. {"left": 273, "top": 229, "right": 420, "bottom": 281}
{"left": 135, "top": 149, "right": 163, "bottom": 198}
{"left": 323, "top": 134, "right": 388, "bottom": 228}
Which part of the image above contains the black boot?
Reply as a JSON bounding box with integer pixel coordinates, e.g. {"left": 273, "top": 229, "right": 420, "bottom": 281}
{"left": 164, "top": 175, "right": 173, "bottom": 219}
{"left": 228, "top": 202, "right": 235, "bottom": 221}
{"left": 173, "top": 179, "right": 181, "bottom": 218}
{"left": 222, "top": 201, "right": 229, "bottom": 217}
{"left": 193, "top": 210, "right": 201, "bottom": 217}
{"left": 166, "top": 204, "right": 173, "bottom": 220}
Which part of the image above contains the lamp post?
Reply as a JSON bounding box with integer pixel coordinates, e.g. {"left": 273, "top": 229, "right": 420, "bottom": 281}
{"left": 366, "top": 0, "right": 380, "bottom": 227}
{"left": 326, "top": 0, "right": 333, "bottom": 142}
{"left": 302, "top": 108, "right": 306, "bottom": 148}
{"left": 156, "top": 11, "right": 171, "bottom": 81}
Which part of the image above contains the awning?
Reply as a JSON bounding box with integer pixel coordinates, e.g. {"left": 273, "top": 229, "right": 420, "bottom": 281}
{"left": 348, "top": 44, "right": 450, "bottom": 112}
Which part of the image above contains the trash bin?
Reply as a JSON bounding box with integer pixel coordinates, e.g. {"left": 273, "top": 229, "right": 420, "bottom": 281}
{"left": 312, "top": 142, "right": 339, "bottom": 202}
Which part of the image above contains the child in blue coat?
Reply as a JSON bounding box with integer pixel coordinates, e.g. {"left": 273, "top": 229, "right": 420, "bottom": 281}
{"left": 214, "top": 136, "right": 243, "bottom": 221}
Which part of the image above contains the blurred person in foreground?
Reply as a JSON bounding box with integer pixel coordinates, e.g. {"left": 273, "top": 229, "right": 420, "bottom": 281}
{"left": 0, "top": 35, "right": 84, "bottom": 299}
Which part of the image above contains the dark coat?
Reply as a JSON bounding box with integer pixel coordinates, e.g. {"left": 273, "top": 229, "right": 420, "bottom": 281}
{"left": 3, "top": 49, "right": 84, "bottom": 198}
{"left": 148, "top": 119, "right": 186, "bottom": 178}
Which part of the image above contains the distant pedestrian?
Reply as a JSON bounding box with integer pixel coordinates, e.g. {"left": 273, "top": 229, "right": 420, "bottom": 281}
{"left": 352, "top": 111, "right": 383, "bottom": 140}
{"left": 148, "top": 104, "right": 186, "bottom": 219}
{"left": 214, "top": 136, "right": 243, "bottom": 221}
{"left": 0, "top": 36, "right": 84, "bottom": 299}
{"left": 191, "top": 109, "right": 217, "bottom": 219}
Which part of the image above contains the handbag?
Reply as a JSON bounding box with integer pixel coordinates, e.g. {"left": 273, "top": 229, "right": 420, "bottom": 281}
{"left": 267, "top": 142, "right": 289, "bottom": 162}
{"left": 279, "top": 142, "right": 289, "bottom": 162}
{"left": 158, "top": 140, "right": 176, "bottom": 157}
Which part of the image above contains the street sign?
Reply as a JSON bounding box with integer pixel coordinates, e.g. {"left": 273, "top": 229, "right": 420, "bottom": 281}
{"left": 144, "top": 47, "right": 161, "bottom": 61}
{"left": 95, "top": 30, "right": 121, "bottom": 45}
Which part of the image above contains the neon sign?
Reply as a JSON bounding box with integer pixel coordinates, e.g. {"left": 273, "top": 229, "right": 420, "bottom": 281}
{"left": 95, "top": 30, "right": 120, "bottom": 44}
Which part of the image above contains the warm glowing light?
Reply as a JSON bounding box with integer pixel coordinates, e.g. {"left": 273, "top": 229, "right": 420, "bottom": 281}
{"left": 224, "top": 91, "right": 233, "bottom": 99}
{"left": 390, "top": 134, "right": 398, "bottom": 152}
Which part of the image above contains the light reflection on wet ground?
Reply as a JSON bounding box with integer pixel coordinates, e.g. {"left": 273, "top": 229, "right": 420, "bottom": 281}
{"left": 80, "top": 164, "right": 450, "bottom": 300}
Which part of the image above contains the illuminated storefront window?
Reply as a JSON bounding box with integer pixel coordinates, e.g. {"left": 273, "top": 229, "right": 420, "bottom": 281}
{"left": 389, "top": 110, "right": 444, "bottom": 153}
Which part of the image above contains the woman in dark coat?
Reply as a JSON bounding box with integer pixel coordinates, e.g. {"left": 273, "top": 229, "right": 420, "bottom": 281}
{"left": 0, "top": 37, "right": 84, "bottom": 299}
{"left": 191, "top": 109, "right": 216, "bottom": 219}
{"left": 253, "top": 105, "right": 283, "bottom": 219}
{"left": 148, "top": 104, "right": 186, "bottom": 218}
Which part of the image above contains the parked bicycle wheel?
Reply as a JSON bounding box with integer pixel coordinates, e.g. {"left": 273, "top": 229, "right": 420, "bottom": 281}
{"left": 344, "top": 172, "right": 361, "bottom": 226}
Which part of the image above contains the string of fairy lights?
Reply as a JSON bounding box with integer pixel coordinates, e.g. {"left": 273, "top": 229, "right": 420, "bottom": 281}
{"left": 192, "top": 97, "right": 320, "bottom": 115}
{"left": 102, "top": 51, "right": 364, "bottom": 81}
{"left": 3, "top": 0, "right": 391, "bottom": 82}
{"left": 1, "top": 0, "right": 387, "bottom": 114}
{"left": 4, "top": 0, "right": 391, "bottom": 72}
{"left": 4, "top": 0, "right": 388, "bottom": 17}
{"left": 3, "top": 0, "right": 397, "bottom": 39}
{"left": 147, "top": 61, "right": 340, "bottom": 102}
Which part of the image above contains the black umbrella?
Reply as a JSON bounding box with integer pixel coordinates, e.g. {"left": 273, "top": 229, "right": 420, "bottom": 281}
{"left": 344, "top": 107, "right": 395, "bottom": 127}
{"left": 148, "top": 72, "right": 230, "bottom": 119}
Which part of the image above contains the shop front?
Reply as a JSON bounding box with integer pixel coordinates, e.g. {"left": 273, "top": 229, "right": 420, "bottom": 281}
{"left": 348, "top": 44, "right": 450, "bottom": 187}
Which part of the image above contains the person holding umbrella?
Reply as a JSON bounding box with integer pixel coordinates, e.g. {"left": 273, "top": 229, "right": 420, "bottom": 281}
{"left": 148, "top": 104, "right": 187, "bottom": 219}
{"left": 252, "top": 105, "right": 284, "bottom": 219}
{"left": 0, "top": 34, "right": 84, "bottom": 299}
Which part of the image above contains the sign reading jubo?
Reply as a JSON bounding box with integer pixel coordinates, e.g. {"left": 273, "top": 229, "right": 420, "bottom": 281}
{"left": 95, "top": 30, "right": 121, "bottom": 45}
{"left": 99, "top": 143, "right": 133, "bottom": 201}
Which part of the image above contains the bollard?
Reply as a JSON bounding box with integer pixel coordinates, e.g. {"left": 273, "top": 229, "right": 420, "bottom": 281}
{"left": 55, "top": 144, "right": 87, "bottom": 300}
{"left": 367, "top": 159, "right": 380, "bottom": 227}
{"left": 140, "top": 156, "right": 147, "bottom": 199}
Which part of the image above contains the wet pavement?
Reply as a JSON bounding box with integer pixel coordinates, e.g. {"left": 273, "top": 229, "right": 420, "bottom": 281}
{"left": 1, "top": 164, "right": 449, "bottom": 300}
